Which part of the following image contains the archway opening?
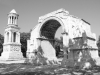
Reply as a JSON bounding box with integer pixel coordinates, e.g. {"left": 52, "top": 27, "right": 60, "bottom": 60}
{"left": 40, "top": 19, "right": 64, "bottom": 58}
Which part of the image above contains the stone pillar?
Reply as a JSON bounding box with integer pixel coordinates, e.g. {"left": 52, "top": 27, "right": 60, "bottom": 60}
{"left": 13, "top": 16, "right": 15, "bottom": 25}
{"left": 13, "top": 16, "right": 14, "bottom": 24}
{"left": 16, "top": 32, "right": 17, "bottom": 43}
{"left": 62, "top": 32, "right": 69, "bottom": 57}
{"left": 10, "top": 17, "right": 11, "bottom": 24}
{"left": 11, "top": 32, "right": 13, "bottom": 42}
{"left": 14, "top": 16, "right": 16, "bottom": 24}
{"left": 12, "top": 32, "right": 13, "bottom": 42}
{"left": 15, "top": 16, "right": 18, "bottom": 25}
{"left": 4, "top": 32, "right": 6, "bottom": 43}
{"left": 8, "top": 16, "right": 10, "bottom": 25}
{"left": 11, "top": 32, "right": 12, "bottom": 42}
{"left": 37, "top": 39, "right": 41, "bottom": 47}
{"left": 6, "top": 32, "right": 8, "bottom": 43}
{"left": 61, "top": 32, "right": 70, "bottom": 66}
{"left": 18, "top": 32, "right": 20, "bottom": 43}
{"left": 9, "top": 31, "right": 12, "bottom": 42}
{"left": 14, "top": 16, "right": 16, "bottom": 25}
{"left": 16, "top": 32, "right": 20, "bottom": 43}
{"left": 62, "top": 32, "right": 69, "bottom": 48}
{"left": 16, "top": 17, "right": 18, "bottom": 25}
{"left": 11, "top": 16, "right": 12, "bottom": 24}
{"left": 6, "top": 32, "right": 9, "bottom": 43}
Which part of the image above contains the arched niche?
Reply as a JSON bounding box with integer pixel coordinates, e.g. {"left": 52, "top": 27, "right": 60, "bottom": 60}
{"left": 13, "top": 32, "right": 16, "bottom": 42}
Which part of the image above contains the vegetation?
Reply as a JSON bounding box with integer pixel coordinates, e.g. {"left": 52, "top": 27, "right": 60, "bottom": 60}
{"left": 97, "top": 35, "right": 100, "bottom": 56}
{"left": 0, "top": 34, "right": 4, "bottom": 56}
{"left": 20, "top": 32, "right": 30, "bottom": 57}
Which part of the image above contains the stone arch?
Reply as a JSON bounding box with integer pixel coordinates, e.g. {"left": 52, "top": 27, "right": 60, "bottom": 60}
{"left": 27, "top": 15, "right": 70, "bottom": 62}
{"left": 37, "top": 16, "right": 67, "bottom": 59}
{"left": 38, "top": 16, "right": 65, "bottom": 39}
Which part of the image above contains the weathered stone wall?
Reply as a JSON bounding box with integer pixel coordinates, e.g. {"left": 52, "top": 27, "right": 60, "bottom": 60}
{"left": 40, "top": 40, "right": 57, "bottom": 61}
{"left": 27, "top": 9, "right": 99, "bottom": 67}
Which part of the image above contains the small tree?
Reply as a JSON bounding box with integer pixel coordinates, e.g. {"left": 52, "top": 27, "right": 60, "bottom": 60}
{"left": 0, "top": 34, "right": 4, "bottom": 56}
{"left": 97, "top": 35, "right": 100, "bottom": 56}
{"left": 20, "top": 32, "right": 30, "bottom": 57}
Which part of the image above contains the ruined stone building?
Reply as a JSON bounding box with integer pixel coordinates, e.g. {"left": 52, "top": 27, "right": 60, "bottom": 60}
{"left": 27, "top": 9, "right": 99, "bottom": 66}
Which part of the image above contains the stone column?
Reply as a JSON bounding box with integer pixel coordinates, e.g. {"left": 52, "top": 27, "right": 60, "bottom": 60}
{"left": 10, "top": 32, "right": 12, "bottom": 42}
{"left": 62, "top": 32, "right": 69, "bottom": 57}
{"left": 9, "top": 31, "right": 12, "bottom": 42}
{"left": 16, "top": 32, "right": 19, "bottom": 43}
{"left": 11, "top": 16, "right": 12, "bottom": 24}
{"left": 18, "top": 32, "right": 20, "bottom": 43}
{"left": 16, "top": 17, "right": 18, "bottom": 25}
{"left": 12, "top": 32, "right": 14, "bottom": 42}
{"left": 13, "top": 16, "right": 15, "bottom": 25}
{"left": 15, "top": 32, "right": 17, "bottom": 43}
{"left": 61, "top": 32, "right": 70, "bottom": 66}
{"left": 9, "top": 16, "right": 11, "bottom": 24}
{"left": 13, "top": 16, "right": 15, "bottom": 24}
{"left": 11, "top": 32, "right": 13, "bottom": 42}
{"left": 14, "top": 17, "right": 16, "bottom": 25}
{"left": 37, "top": 38, "right": 41, "bottom": 49}
{"left": 15, "top": 16, "right": 18, "bottom": 25}
{"left": 4, "top": 32, "right": 6, "bottom": 43}
{"left": 62, "top": 32, "right": 69, "bottom": 48}
{"left": 8, "top": 16, "right": 10, "bottom": 25}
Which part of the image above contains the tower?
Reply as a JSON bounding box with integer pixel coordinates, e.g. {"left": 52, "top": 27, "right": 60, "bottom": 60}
{"left": 0, "top": 9, "right": 24, "bottom": 60}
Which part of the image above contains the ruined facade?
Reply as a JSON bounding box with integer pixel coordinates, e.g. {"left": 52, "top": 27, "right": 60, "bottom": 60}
{"left": 27, "top": 9, "right": 99, "bottom": 66}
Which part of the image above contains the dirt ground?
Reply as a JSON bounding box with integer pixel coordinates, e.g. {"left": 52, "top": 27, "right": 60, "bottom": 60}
{"left": 0, "top": 63, "right": 100, "bottom": 75}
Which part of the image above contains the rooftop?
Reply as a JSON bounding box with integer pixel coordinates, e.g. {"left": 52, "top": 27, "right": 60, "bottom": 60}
{"left": 10, "top": 9, "right": 17, "bottom": 14}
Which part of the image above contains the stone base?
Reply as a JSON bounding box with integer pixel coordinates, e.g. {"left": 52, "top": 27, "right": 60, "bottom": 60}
{"left": 0, "top": 59, "right": 25, "bottom": 64}
{"left": 0, "top": 51, "right": 24, "bottom": 61}
{"left": 0, "top": 52, "right": 25, "bottom": 64}
{"left": 1, "top": 43, "right": 24, "bottom": 61}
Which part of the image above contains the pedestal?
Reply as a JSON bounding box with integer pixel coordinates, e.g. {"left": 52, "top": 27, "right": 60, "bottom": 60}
{"left": 0, "top": 43, "right": 24, "bottom": 61}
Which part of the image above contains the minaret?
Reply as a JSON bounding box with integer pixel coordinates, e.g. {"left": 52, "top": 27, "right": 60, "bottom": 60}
{"left": 0, "top": 9, "right": 24, "bottom": 60}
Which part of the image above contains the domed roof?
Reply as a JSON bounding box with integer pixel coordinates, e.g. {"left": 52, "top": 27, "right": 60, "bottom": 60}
{"left": 10, "top": 9, "right": 17, "bottom": 14}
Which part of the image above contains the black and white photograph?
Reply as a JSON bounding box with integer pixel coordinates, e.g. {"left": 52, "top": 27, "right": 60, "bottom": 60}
{"left": 0, "top": 0, "right": 100, "bottom": 75}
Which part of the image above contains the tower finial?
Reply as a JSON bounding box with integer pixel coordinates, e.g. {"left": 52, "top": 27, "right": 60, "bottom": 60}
{"left": 10, "top": 9, "right": 17, "bottom": 14}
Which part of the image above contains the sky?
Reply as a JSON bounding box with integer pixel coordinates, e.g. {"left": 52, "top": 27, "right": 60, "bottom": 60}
{"left": 0, "top": 0, "right": 100, "bottom": 40}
